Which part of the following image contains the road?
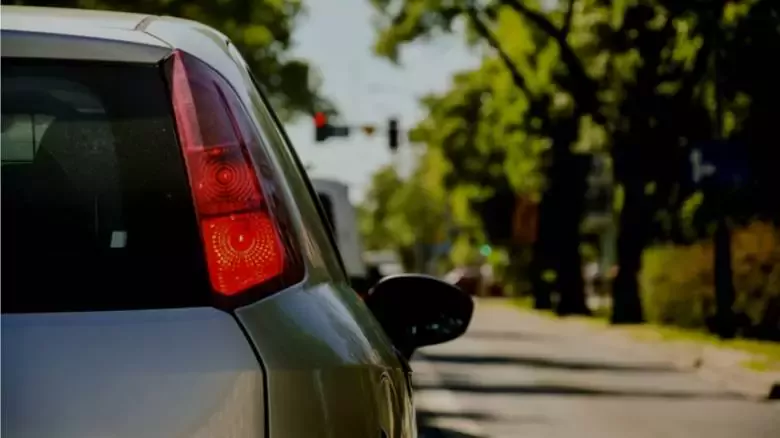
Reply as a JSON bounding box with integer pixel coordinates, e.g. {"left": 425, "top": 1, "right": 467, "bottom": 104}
{"left": 412, "top": 300, "right": 780, "bottom": 438}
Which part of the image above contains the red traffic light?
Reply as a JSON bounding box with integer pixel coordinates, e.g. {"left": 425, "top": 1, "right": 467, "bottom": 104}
{"left": 314, "top": 112, "right": 327, "bottom": 128}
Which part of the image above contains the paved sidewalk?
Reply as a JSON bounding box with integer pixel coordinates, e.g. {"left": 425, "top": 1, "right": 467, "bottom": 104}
{"left": 413, "top": 300, "right": 780, "bottom": 438}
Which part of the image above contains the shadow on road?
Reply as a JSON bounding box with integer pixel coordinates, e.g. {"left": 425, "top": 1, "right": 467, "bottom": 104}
{"left": 417, "top": 425, "right": 484, "bottom": 438}
{"left": 416, "top": 409, "right": 488, "bottom": 438}
{"left": 461, "top": 330, "right": 550, "bottom": 342}
{"left": 421, "top": 352, "right": 676, "bottom": 373}
{"left": 417, "top": 410, "right": 493, "bottom": 422}
{"left": 413, "top": 381, "right": 742, "bottom": 400}
{"left": 416, "top": 409, "right": 550, "bottom": 438}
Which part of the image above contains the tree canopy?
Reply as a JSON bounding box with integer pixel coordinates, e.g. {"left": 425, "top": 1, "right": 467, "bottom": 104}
{"left": 362, "top": 0, "right": 780, "bottom": 330}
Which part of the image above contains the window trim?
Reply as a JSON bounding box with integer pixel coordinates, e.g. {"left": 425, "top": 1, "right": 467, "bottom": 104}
{"left": 242, "top": 69, "right": 350, "bottom": 281}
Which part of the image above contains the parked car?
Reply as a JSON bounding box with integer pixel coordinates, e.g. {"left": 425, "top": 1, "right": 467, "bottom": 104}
{"left": 444, "top": 266, "right": 484, "bottom": 296}
{"left": 1, "top": 6, "right": 474, "bottom": 438}
{"left": 364, "top": 250, "right": 405, "bottom": 279}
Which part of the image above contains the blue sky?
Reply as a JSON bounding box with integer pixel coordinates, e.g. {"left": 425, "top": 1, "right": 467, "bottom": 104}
{"left": 284, "top": 0, "right": 481, "bottom": 203}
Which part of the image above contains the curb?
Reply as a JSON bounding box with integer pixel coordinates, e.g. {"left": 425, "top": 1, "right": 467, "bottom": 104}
{"left": 619, "top": 334, "right": 780, "bottom": 401}
{"left": 684, "top": 346, "right": 780, "bottom": 401}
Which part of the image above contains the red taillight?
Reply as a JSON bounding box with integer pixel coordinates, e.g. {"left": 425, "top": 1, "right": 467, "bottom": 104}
{"left": 167, "top": 50, "right": 300, "bottom": 298}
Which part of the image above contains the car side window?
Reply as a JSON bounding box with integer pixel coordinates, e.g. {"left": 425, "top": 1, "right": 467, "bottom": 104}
{"left": 317, "top": 192, "right": 338, "bottom": 239}
{"left": 240, "top": 66, "right": 350, "bottom": 281}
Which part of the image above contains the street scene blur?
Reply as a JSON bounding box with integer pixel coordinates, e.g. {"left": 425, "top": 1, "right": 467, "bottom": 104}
{"left": 2, "top": 0, "right": 780, "bottom": 437}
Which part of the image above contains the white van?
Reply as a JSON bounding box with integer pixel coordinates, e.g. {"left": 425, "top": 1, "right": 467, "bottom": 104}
{"left": 311, "top": 178, "right": 372, "bottom": 293}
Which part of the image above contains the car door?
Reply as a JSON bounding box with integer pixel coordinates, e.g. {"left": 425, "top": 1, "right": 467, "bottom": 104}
{"left": 220, "top": 43, "right": 416, "bottom": 437}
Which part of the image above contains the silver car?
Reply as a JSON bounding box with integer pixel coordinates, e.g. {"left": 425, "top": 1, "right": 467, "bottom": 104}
{"left": 1, "top": 6, "right": 473, "bottom": 438}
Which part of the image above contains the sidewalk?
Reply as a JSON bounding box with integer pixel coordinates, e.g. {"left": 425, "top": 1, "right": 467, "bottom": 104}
{"left": 412, "top": 300, "right": 780, "bottom": 438}
{"left": 505, "top": 299, "right": 780, "bottom": 400}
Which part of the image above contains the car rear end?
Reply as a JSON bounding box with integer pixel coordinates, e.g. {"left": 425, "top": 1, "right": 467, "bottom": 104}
{"left": 0, "top": 28, "right": 275, "bottom": 438}
{"left": 2, "top": 8, "right": 412, "bottom": 438}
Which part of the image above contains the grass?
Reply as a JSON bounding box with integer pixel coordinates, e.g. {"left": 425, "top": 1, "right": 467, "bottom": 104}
{"left": 645, "top": 326, "right": 780, "bottom": 371}
{"left": 510, "top": 297, "right": 780, "bottom": 372}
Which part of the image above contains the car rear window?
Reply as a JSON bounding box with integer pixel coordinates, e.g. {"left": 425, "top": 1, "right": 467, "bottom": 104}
{"left": 1, "top": 58, "right": 211, "bottom": 313}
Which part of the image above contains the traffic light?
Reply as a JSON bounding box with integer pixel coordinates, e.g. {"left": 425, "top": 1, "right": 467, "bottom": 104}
{"left": 388, "top": 118, "right": 399, "bottom": 151}
{"left": 314, "top": 112, "right": 350, "bottom": 143}
{"left": 314, "top": 112, "right": 330, "bottom": 142}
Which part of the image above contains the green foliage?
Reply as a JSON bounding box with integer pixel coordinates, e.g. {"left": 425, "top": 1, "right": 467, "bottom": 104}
{"left": 640, "top": 243, "right": 713, "bottom": 328}
{"left": 365, "top": 0, "right": 779, "bottom": 328}
{"left": 11, "top": 0, "right": 333, "bottom": 119}
{"left": 641, "top": 222, "right": 780, "bottom": 338}
{"left": 358, "top": 149, "right": 451, "bottom": 271}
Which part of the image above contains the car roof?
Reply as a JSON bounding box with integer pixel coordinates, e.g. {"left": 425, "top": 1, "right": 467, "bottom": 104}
{"left": 2, "top": 6, "right": 241, "bottom": 77}
{"left": 0, "top": 6, "right": 230, "bottom": 53}
{"left": 1, "top": 5, "right": 151, "bottom": 31}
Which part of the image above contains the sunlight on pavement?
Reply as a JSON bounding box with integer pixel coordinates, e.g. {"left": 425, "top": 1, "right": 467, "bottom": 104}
{"left": 411, "top": 300, "right": 780, "bottom": 438}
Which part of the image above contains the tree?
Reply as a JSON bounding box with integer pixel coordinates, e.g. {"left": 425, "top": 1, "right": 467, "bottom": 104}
{"left": 369, "top": 0, "right": 779, "bottom": 327}
{"left": 359, "top": 151, "right": 451, "bottom": 272}
{"left": 11, "top": 0, "right": 333, "bottom": 118}
{"left": 371, "top": 0, "right": 611, "bottom": 315}
{"left": 410, "top": 57, "right": 554, "bottom": 303}
{"left": 596, "top": 0, "right": 780, "bottom": 324}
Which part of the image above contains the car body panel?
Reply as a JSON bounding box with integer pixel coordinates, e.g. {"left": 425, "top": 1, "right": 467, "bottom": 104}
{"left": 236, "top": 282, "right": 414, "bottom": 437}
{"left": 1, "top": 29, "right": 171, "bottom": 63}
{"left": 1, "top": 6, "right": 170, "bottom": 63}
{"left": 1, "top": 308, "right": 265, "bottom": 438}
{"left": 0, "top": 5, "right": 150, "bottom": 30}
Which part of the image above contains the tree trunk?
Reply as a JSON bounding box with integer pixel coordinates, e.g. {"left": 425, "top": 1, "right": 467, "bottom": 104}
{"left": 529, "top": 196, "right": 553, "bottom": 309}
{"left": 713, "top": 215, "right": 737, "bottom": 338}
{"left": 553, "top": 153, "right": 591, "bottom": 316}
{"left": 611, "top": 177, "right": 645, "bottom": 324}
{"left": 547, "top": 123, "right": 590, "bottom": 316}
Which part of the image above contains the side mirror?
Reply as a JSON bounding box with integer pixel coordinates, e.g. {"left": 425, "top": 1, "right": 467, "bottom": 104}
{"left": 365, "top": 274, "right": 474, "bottom": 359}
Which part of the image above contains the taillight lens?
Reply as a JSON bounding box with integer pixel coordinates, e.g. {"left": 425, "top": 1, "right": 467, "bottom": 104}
{"left": 166, "top": 50, "right": 302, "bottom": 299}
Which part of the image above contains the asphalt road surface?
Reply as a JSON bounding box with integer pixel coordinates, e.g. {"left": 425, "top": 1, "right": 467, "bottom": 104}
{"left": 412, "top": 301, "right": 780, "bottom": 438}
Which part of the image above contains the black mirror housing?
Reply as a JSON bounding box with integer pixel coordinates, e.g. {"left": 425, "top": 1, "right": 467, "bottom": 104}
{"left": 364, "top": 274, "right": 474, "bottom": 358}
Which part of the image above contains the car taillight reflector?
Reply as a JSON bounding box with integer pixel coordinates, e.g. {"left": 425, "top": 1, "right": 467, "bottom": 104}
{"left": 167, "top": 50, "right": 297, "bottom": 297}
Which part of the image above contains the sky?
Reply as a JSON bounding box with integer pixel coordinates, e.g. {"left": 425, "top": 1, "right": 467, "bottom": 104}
{"left": 284, "top": 0, "right": 482, "bottom": 204}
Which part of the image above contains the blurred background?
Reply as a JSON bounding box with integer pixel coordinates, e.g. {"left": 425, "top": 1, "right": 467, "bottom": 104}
{"left": 19, "top": 0, "right": 778, "bottom": 338}
{"left": 12, "top": 0, "right": 780, "bottom": 435}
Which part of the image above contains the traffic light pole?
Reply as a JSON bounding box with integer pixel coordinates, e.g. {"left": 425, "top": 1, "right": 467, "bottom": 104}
{"left": 312, "top": 113, "right": 404, "bottom": 152}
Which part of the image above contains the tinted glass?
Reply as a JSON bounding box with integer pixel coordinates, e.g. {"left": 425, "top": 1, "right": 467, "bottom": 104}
{"left": 1, "top": 59, "right": 210, "bottom": 313}
{"left": 317, "top": 192, "right": 338, "bottom": 238}
{"left": 243, "top": 64, "right": 348, "bottom": 281}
